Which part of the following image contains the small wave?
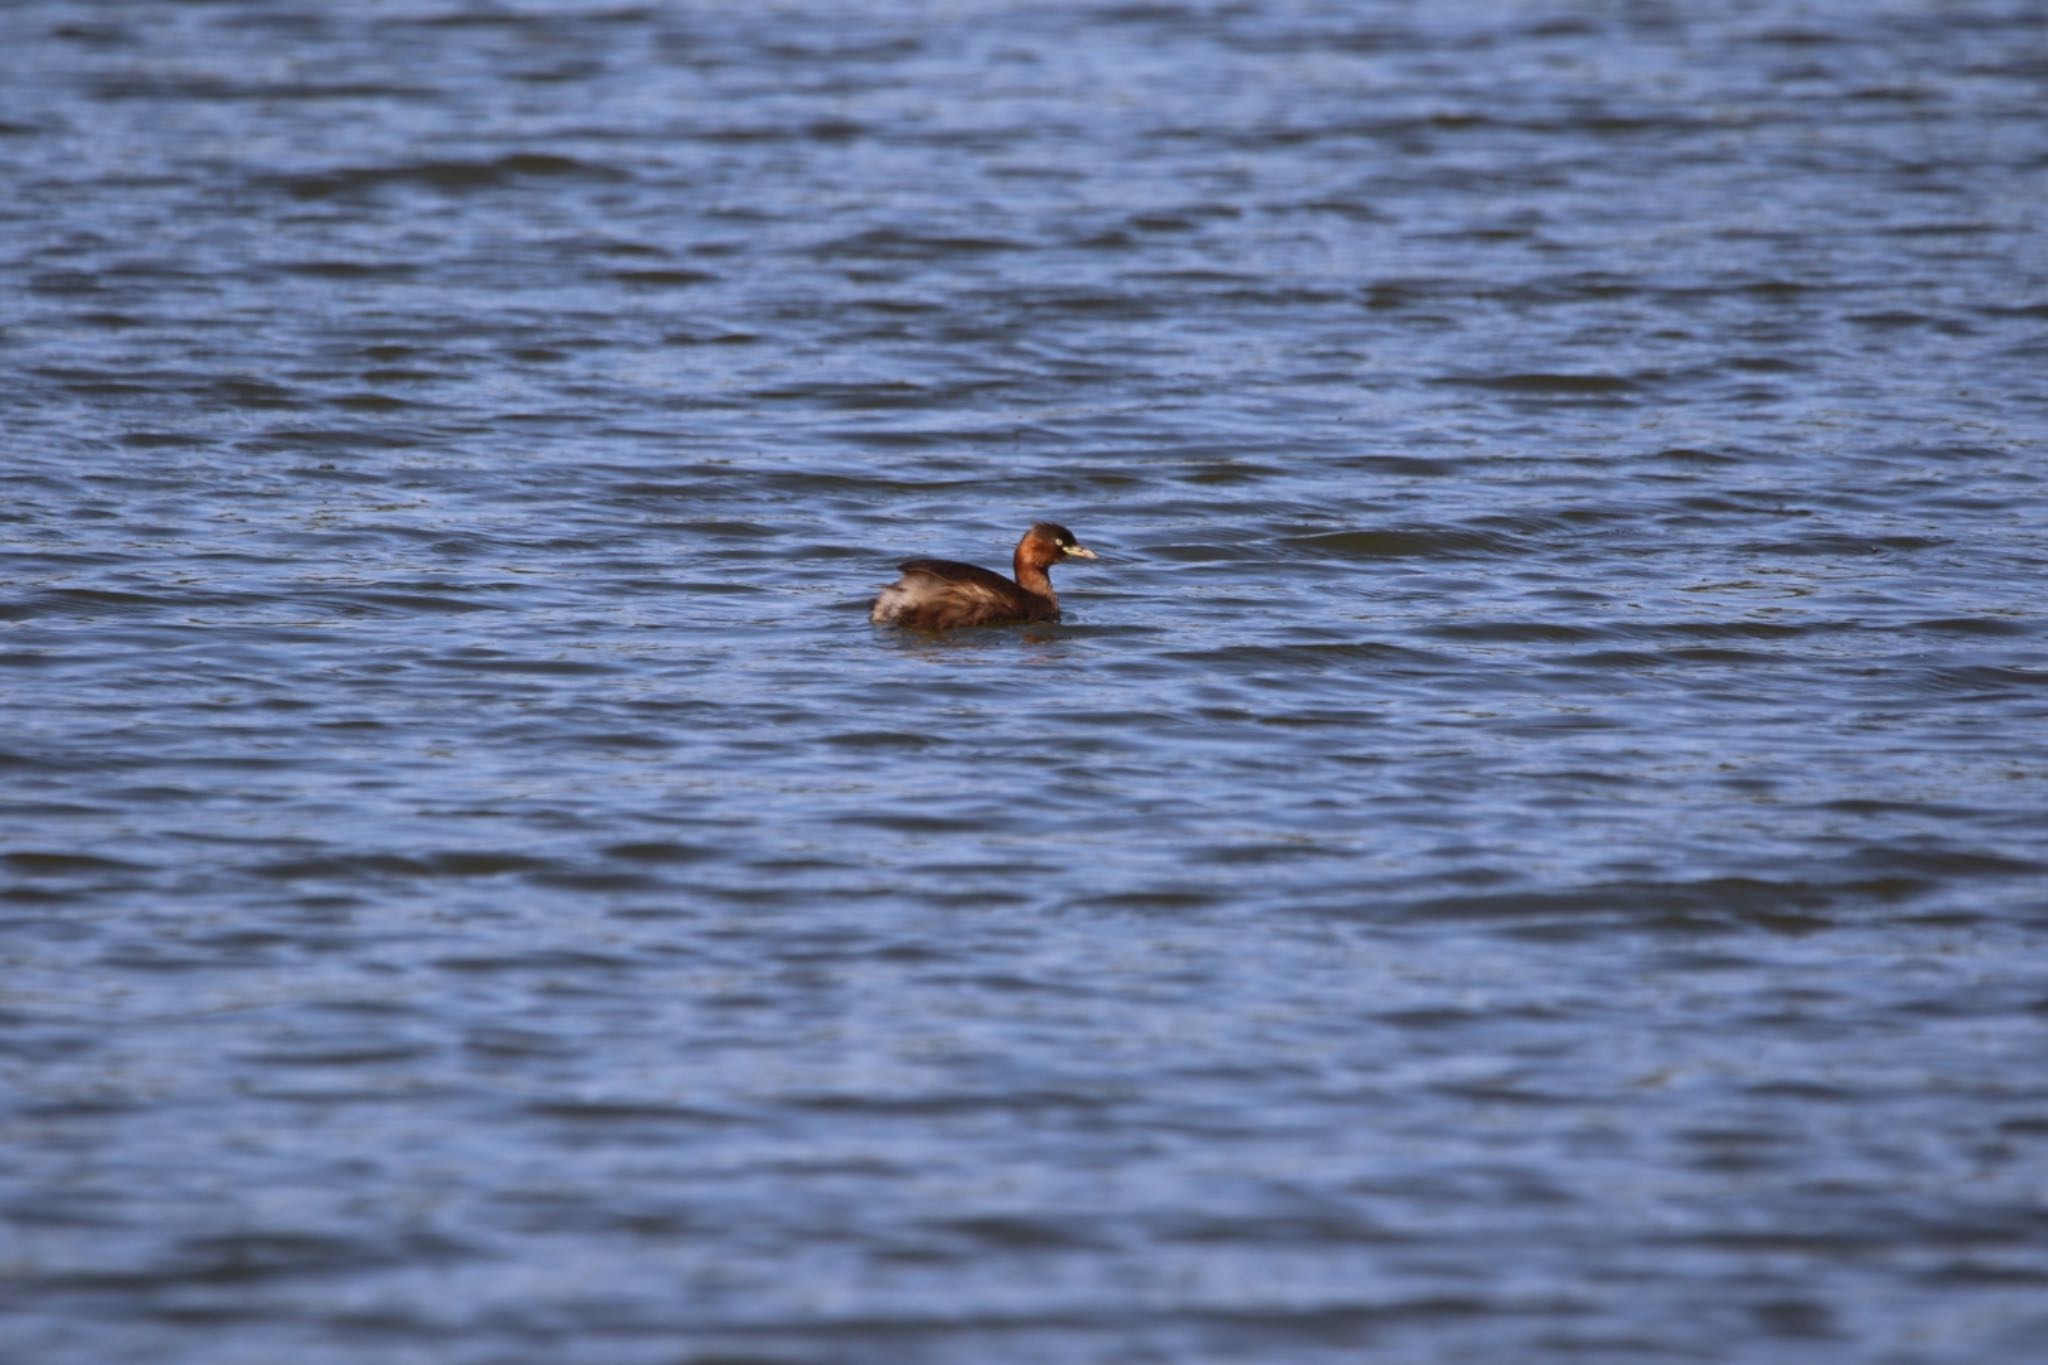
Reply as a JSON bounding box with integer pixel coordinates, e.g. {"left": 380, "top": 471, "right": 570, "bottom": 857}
{"left": 1905, "top": 664, "right": 2048, "bottom": 698}
{"left": 1742, "top": 532, "right": 1945, "bottom": 556}
{"left": 1282, "top": 527, "right": 1526, "bottom": 559}
{"left": 425, "top": 654, "right": 624, "bottom": 677}
{"left": 254, "top": 850, "right": 553, "bottom": 880}
{"left": 526, "top": 1100, "right": 746, "bottom": 1125}
{"left": 1422, "top": 621, "right": 1608, "bottom": 644}
{"left": 267, "top": 154, "right": 629, "bottom": 201}
{"left": 1391, "top": 873, "right": 1935, "bottom": 931}
{"left": 1430, "top": 371, "right": 1645, "bottom": 396}
{"left": 434, "top": 949, "right": 637, "bottom": 974}
{"left": 602, "top": 268, "right": 721, "bottom": 288}
{"left": 1907, "top": 616, "right": 2034, "bottom": 637}
{"left": 1163, "top": 641, "right": 1443, "bottom": 669}
{"left": 7, "top": 850, "right": 152, "bottom": 874}
{"left": 273, "top": 260, "right": 420, "bottom": 280}
{"left": 808, "top": 228, "right": 1031, "bottom": 260}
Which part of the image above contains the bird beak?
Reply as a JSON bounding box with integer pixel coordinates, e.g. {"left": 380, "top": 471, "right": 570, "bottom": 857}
{"left": 1065, "top": 545, "right": 1098, "bottom": 559}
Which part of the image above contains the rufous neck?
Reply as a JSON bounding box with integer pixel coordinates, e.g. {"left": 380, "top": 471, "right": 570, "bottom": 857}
{"left": 1014, "top": 546, "right": 1055, "bottom": 599}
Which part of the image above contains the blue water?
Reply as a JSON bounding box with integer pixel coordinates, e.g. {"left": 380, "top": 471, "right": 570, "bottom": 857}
{"left": 5, "top": 3, "right": 2048, "bottom": 1361}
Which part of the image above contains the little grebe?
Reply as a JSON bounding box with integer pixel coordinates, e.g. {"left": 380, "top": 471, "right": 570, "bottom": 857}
{"left": 870, "top": 522, "right": 1098, "bottom": 629}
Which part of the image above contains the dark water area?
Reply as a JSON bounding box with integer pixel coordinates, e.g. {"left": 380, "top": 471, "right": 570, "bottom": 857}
{"left": 5, "top": 1, "right": 2048, "bottom": 1360}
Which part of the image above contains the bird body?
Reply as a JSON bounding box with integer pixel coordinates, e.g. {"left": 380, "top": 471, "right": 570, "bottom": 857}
{"left": 871, "top": 523, "right": 1097, "bottom": 630}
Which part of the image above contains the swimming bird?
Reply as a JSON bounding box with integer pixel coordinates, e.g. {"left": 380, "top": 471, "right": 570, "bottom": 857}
{"left": 870, "top": 522, "right": 1098, "bottom": 629}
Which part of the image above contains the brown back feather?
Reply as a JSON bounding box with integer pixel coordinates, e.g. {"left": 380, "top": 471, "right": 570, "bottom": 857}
{"left": 885, "top": 558, "right": 1057, "bottom": 627}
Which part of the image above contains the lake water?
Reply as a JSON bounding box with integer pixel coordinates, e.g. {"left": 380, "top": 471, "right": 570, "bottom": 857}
{"left": 5, "top": 2, "right": 2048, "bottom": 1361}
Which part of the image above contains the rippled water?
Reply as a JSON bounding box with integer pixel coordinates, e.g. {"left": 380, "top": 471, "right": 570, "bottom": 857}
{"left": 6, "top": 2, "right": 2048, "bottom": 1361}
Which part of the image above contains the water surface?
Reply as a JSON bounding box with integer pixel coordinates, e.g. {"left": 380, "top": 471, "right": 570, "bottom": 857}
{"left": 5, "top": 2, "right": 2048, "bottom": 1361}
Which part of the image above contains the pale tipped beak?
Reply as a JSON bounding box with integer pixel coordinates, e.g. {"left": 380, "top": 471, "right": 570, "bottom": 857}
{"left": 1064, "top": 545, "right": 1098, "bottom": 560}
